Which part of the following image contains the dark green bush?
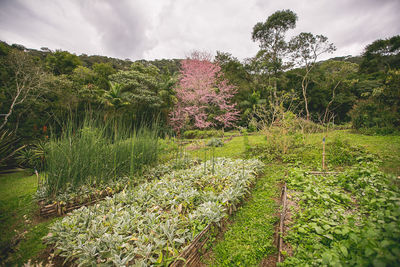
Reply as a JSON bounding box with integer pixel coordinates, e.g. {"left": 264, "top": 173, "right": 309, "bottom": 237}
{"left": 16, "top": 141, "right": 46, "bottom": 171}
{"left": 350, "top": 100, "right": 397, "bottom": 130}
{"left": 183, "top": 129, "right": 224, "bottom": 139}
{"left": 356, "top": 126, "right": 399, "bottom": 136}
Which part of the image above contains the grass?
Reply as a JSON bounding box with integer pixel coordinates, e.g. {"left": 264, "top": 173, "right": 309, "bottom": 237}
{"left": 208, "top": 165, "right": 281, "bottom": 266}
{"left": 0, "top": 171, "right": 58, "bottom": 265}
{"left": 304, "top": 130, "right": 400, "bottom": 175}
{"left": 44, "top": 119, "right": 159, "bottom": 199}
{"left": 200, "top": 129, "right": 400, "bottom": 265}
{"left": 0, "top": 129, "right": 399, "bottom": 265}
{"left": 188, "top": 134, "right": 266, "bottom": 159}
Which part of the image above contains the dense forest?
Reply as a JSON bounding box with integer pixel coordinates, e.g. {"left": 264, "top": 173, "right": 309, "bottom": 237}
{"left": 1, "top": 9, "right": 399, "bottom": 168}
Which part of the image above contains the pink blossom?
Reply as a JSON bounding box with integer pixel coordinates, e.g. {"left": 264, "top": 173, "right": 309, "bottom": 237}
{"left": 169, "top": 52, "right": 239, "bottom": 133}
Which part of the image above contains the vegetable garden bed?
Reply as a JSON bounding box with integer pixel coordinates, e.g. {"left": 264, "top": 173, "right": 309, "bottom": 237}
{"left": 44, "top": 158, "right": 264, "bottom": 266}
{"left": 38, "top": 188, "right": 118, "bottom": 217}
{"left": 281, "top": 162, "right": 400, "bottom": 266}
{"left": 37, "top": 159, "right": 198, "bottom": 218}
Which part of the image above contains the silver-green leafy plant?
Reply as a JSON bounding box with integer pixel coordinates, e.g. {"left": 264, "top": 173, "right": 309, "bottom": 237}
{"left": 44, "top": 158, "right": 264, "bottom": 266}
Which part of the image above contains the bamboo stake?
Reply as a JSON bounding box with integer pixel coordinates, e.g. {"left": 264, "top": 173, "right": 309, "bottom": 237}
{"left": 278, "top": 183, "right": 287, "bottom": 263}
{"left": 322, "top": 137, "right": 326, "bottom": 170}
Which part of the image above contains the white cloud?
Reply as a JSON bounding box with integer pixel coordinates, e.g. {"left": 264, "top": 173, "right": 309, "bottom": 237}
{"left": 0, "top": 0, "right": 399, "bottom": 60}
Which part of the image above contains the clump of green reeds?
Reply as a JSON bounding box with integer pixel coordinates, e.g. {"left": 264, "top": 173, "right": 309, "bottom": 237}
{"left": 43, "top": 118, "right": 159, "bottom": 199}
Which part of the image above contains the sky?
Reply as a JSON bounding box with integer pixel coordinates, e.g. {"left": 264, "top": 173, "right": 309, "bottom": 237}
{"left": 0, "top": 0, "right": 399, "bottom": 61}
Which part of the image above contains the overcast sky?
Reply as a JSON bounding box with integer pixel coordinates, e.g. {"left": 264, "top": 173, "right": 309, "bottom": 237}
{"left": 0, "top": 0, "right": 399, "bottom": 61}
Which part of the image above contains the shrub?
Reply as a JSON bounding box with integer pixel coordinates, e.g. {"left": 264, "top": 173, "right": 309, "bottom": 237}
{"left": 183, "top": 129, "right": 224, "bottom": 139}
{"left": 350, "top": 100, "right": 394, "bottom": 129}
{"left": 326, "top": 137, "right": 373, "bottom": 166}
{"left": 246, "top": 126, "right": 303, "bottom": 163}
{"left": 356, "top": 126, "right": 399, "bottom": 136}
{"left": 16, "top": 141, "right": 46, "bottom": 171}
{"left": 206, "top": 138, "right": 224, "bottom": 147}
{"left": 0, "top": 130, "right": 24, "bottom": 168}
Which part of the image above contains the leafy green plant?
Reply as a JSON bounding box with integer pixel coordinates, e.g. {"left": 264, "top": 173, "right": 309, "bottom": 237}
{"left": 44, "top": 158, "right": 264, "bottom": 266}
{"left": 246, "top": 126, "right": 303, "bottom": 163}
{"left": 16, "top": 141, "right": 47, "bottom": 171}
{"left": 0, "top": 130, "right": 25, "bottom": 168}
{"left": 43, "top": 118, "right": 159, "bottom": 199}
{"left": 326, "top": 136, "right": 373, "bottom": 166}
{"left": 206, "top": 138, "right": 224, "bottom": 147}
{"left": 282, "top": 163, "right": 400, "bottom": 266}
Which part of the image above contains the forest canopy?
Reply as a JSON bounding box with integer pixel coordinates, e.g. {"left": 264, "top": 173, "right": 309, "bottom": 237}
{"left": 1, "top": 10, "right": 399, "bottom": 168}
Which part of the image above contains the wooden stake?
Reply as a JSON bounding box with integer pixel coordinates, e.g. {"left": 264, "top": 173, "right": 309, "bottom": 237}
{"left": 278, "top": 183, "right": 287, "bottom": 263}
{"left": 322, "top": 137, "right": 326, "bottom": 170}
{"left": 35, "top": 169, "right": 40, "bottom": 190}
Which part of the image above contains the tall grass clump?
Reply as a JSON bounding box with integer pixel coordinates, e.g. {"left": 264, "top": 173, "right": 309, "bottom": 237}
{"left": 43, "top": 118, "right": 159, "bottom": 199}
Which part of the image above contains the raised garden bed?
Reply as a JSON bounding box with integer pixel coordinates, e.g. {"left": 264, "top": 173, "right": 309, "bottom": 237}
{"left": 37, "top": 159, "right": 198, "bottom": 218}
{"left": 44, "top": 158, "right": 264, "bottom": 266}
{"left": 38, "top": 188, "right": 116, "bottom": 217}
{"left": 280, "top": 163, "right": 400, "bottom": 266}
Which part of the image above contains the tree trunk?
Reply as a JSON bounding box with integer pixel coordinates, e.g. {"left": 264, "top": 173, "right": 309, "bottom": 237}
{"left": 302, "top": 75, "right": 310, "bottom": 121}
{"left": 323, "top": 81, "right": 340, "bottom": 124}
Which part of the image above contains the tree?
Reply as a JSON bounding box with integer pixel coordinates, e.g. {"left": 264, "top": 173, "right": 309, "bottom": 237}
{"left": 0, "top": 50, "right": 46, "bottom": 131}
{"left": 92, "top": 62, "right": 116, "bottom": 90}
{"left": 350, "top": 68, "right": 400, "bottom": 131}
{"left": 251, "top": 10, "right": 297, "bottom": 90}
{"left": 316, "top": 61, "right": 358, "bottom": 123}
{"left": 360, "top": 35, "right": 400, "bottom": 73}
{"left": 169, "top": 52, "right": 239, "bottom": 133}
{"left": 101, "top": 82, "right": 131, "bottom": 119}
{"left": 108, "top": 62, "right": 162, "bottom": 121}
{"left": 289, "top": 32, "right": 336, "bottom": 120}
{"left": 251, "top": 9, "right": 298, "bottom": 123}
{"left": 45, "top": 50, "right": 82, "bottom": 75}
{"left": 40, "top": 73, "right": 76, "bottom": 118}
{"left": 215, "top": 51, "right": 253, "bottom": 125}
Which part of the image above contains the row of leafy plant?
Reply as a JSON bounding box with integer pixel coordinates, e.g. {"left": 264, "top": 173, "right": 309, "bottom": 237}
{"left": 36, "top": 157, "right": 197, "bottom": 205}
{"left": 35, "top": 118, "right": 160, "bottom": 200}
{"left": 281, "top": 162, "right": 400, "bottom": 266}
{"left": 44, "top": 158, "right": 264, "bottom": 266}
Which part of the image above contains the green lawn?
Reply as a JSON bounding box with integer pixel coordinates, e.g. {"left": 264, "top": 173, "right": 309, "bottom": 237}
{"left": 188, "top": 134, "right": 266, "bottom": 159}
{"left": 0, "top": 171, "right": 58, "bottom": 265}
{"left": 208, "top": 165, "right": 281, "bottom": 266}
{"left": 305, "top": 130, "right": 400, "bottom": 175}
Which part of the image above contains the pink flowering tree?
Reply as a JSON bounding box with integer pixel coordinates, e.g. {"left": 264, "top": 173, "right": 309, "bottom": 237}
{"left": 169, "top": 52, "right": 239, "bottom": 134}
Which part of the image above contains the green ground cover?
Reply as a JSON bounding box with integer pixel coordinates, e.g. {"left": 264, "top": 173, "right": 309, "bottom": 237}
{"left": 0, "top": 171, "right": 59, "bottom": 265}
{"left": 209, "top": 165, "right": 281, "bottom": 266}
{"left": 0, "top": 130, "right": 399, "bottom": 266}
{"left": 282, "top": 163, "right": 400, "bottom": 266}
{"left": 201, "top": 130, "right": 400, "bottom": 266}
